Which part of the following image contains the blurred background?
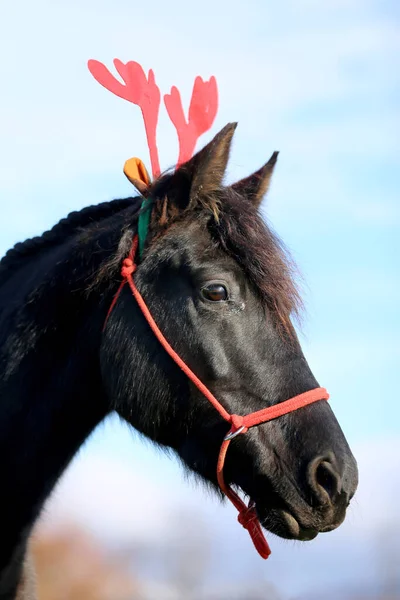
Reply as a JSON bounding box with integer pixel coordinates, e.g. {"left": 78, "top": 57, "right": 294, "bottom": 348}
{"left": 1, "top": 0, "right": 399, "bottom": 598}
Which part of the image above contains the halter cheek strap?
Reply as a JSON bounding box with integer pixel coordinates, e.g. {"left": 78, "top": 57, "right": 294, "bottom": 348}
{"left": 104, "top": 235, "right": 329, "bottom": 559}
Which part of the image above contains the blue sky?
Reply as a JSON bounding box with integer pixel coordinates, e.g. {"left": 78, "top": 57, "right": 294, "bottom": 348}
{"left": 1, "top": 0, "right": 399, "bottom": 596}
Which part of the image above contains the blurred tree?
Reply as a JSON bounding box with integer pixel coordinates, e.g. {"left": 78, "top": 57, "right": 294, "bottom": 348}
{"left": 31, "top": 523, "right": 139, "bottom": 600}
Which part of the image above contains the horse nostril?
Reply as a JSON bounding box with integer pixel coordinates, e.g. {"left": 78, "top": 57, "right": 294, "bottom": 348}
{"left": 316, "top": 461, "right": 340, "bottom": 498}
{"left": 308, "top": 456, "right": 342, "bottom": 506}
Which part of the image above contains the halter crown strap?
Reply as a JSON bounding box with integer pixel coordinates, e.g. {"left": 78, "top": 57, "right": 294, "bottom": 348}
{"left": 138, "top": 198, "right": 152, "bottom": 257}
{"left": 103, "top": 235, "right": 329, "bottom": 559}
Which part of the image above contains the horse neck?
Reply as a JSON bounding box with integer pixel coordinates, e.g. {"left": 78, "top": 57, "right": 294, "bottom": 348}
{"left": 0, "top": 217, "right": 130, "bottom": 595}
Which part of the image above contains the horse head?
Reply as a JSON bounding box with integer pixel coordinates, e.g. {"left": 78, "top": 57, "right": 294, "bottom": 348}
{"left": 100, "top": 123, "right": 358, "bottom": 544}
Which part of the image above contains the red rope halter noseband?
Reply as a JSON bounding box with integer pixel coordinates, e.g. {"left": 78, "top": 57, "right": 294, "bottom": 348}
{"left": 104, "top": 235, "right": 329, "bottom": 559}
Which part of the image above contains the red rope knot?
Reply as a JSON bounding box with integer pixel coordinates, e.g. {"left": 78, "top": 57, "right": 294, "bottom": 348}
{"left": 121, "top": 258, "right": 136, "bottom": 278}
{"left": 229, "top": 414, "right": 248, "bottom": 436}
{"left": 237, "top": 505, "right": 258, "bottom": 531}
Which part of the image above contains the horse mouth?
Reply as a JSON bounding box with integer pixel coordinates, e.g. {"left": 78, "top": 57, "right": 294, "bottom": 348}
{"left": 258, "top": 506, "right": 320, "bottom": 541}
{"left": 254, "top": 500, "right": 347, "bottom": 541}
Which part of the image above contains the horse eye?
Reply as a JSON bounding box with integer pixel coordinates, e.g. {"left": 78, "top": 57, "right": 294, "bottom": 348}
{"left": 201, "top": 284, "right": 228, "bottom": 302}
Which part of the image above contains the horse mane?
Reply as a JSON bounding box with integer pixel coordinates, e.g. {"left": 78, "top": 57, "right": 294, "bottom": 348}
{"left": 0, "top": 197, "right": 141, "bottom": 278}
{"left": 0, "top": 186, "right": 301, "bottom": 334}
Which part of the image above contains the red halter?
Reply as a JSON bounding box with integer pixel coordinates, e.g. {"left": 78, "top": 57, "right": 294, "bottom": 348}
{"left": 104, "top": 235, "right": 329, "bottom": 559}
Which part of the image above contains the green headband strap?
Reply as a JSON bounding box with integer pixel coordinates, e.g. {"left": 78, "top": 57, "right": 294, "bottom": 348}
{"left": 138, "top": 196, "right": 152, "bottom": 258}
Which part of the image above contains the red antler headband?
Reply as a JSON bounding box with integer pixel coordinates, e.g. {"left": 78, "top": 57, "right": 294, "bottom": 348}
{"left": 87, "top": 59, "right": 218, "bottom": 180}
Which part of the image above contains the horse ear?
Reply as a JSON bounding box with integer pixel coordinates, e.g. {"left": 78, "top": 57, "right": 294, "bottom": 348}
{"left": 158, "top": 123, "right": 237, "bottom": 211}
{"left": 230, "top": 151, "right": 279, "bottom": 208}
{"left": 188, "top": 122, "right": 237, "bottom": 201}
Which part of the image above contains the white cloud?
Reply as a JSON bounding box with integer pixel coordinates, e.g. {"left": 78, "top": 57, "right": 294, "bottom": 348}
{"left": 43, "top": 455, "right": 178, "bottom": 543}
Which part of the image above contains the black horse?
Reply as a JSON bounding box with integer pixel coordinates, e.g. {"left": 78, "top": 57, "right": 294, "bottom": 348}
{"left": 0, "top": 124, "right": 358, "bottom": 599}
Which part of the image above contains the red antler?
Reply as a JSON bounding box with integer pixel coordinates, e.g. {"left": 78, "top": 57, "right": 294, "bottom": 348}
{"left": 164, "top": 76, "right": 218, "bottom": 167}
{"left": 88, "top": 59, "right": 161, "bottom": 178}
